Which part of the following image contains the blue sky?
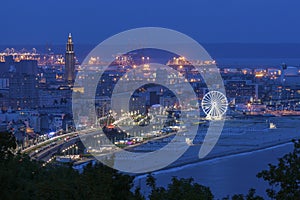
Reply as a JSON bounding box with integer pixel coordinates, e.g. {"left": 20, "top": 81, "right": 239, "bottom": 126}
{"left": 1, "top": 0, "right": 300, "bottom": 44}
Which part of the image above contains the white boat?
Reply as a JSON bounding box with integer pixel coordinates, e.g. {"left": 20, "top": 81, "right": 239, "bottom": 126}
{"left": 269, "top": 122, "right": 276, "bottom": 129}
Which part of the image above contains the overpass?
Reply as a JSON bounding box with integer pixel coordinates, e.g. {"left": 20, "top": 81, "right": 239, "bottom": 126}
{"left": 22, "top": 128, "right": 97, "bottom": 161}
{"left": 33, "top": 136, "right": 81, "bottom": 162}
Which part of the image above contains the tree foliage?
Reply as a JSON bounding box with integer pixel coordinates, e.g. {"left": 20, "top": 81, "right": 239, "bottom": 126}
{"left": 0, "top": 131, "right": 142, "bottom": 200}
{"left": 146, "top": 174, "right": 214, "bottom": 200}
{"left": 0, "top": 131, "right": 17, "bottom": 159}
{"left": 223, "top": 189, "right": 264, "bottom": 200}
{"left": 257, "top": 139, "right": 300, "bottom": 200}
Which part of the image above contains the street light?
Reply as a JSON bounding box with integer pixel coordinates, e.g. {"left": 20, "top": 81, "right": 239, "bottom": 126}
{"left": 75, "top": 146, "right": 78, "bottom": 155}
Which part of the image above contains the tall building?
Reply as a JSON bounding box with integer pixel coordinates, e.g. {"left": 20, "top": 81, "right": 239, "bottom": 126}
{"left": 8, "top": 73, "right": 39, "bottom": 109}
{"left": 0, "top": 54, "right": 39, "bottom": 110}
{"left": 65, "top": 33, "right": 75, "bottom": 84}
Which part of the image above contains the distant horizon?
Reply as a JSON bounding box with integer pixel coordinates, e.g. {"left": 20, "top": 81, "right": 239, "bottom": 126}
{"left": 3, "top": 42, "right": 300, "bottom": 46}
{"left": 1, "top": 43, "right": 300, "bottom": 62}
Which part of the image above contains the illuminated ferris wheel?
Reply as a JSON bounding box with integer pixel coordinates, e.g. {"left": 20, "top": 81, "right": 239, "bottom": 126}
{"left": 201, "top": 91, "right": 228, "bottom": 119}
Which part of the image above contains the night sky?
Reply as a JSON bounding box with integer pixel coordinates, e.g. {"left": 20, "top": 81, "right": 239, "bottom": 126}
{"left": 1, "top": 0, "right": 300, "bottom": 44}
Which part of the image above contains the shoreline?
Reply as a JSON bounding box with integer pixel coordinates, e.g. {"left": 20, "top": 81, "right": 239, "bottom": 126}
{"left": 130, "top": 116, "right": 300, "bottom": 174}
{"left": 132, "top": 134, "right": 298, "bottom": 200}
{"left": 74, "top": 129, "right": 299, "bottom": 175}
{"left": 134, "top": 139, "right": 296, "bottom": 178}
{"left": 74, "top": 117, "right": 300, "bottom": 175}
{"left": 74, "top": 139, "right": 295, "bottom": 174}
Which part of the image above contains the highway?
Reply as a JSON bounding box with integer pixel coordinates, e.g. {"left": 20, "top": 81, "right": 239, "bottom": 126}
{"left": 22, "top": 128, "right": 97, "bottom": 160}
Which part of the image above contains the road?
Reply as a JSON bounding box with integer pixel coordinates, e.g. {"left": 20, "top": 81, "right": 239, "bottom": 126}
{"left": 23, "top": 128, "right": 97, "bottom": 160}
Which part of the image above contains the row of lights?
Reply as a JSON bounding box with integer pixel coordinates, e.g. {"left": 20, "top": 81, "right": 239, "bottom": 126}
{"left": 42, "top": 155, "right": 56, "bottom": 167}
{"left": 61, "top": 144, "right": 78, "bottom": 153}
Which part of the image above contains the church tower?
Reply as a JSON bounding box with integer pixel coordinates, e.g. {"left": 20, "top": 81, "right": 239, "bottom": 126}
{"left": 65, "top": 33, "right": 75, "bottom": 84}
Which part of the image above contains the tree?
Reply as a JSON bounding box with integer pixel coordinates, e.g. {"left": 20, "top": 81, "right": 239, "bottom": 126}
{"left": 0, "top": 131, "right": 143, "bottom": 200}
{"left": 146, "top": 174, "right": 214, "bottom": 200}
{"left": 223, "top": 189, "right": 264, "bottom": 200}
{"left": 0, "top": 131, "right": 17, "bottom": 159}
{"left": 257, "top": 139, "right": 300, "bottom": 199}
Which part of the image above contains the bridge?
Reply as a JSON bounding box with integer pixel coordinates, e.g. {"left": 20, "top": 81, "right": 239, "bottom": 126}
{"left": 22, "top": 128, "right": 97, "bottom": 162}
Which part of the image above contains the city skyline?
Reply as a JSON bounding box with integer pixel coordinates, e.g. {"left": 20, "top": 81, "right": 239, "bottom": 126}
{"left": 1, "top": 1, "right": 300, "bottom": 199}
